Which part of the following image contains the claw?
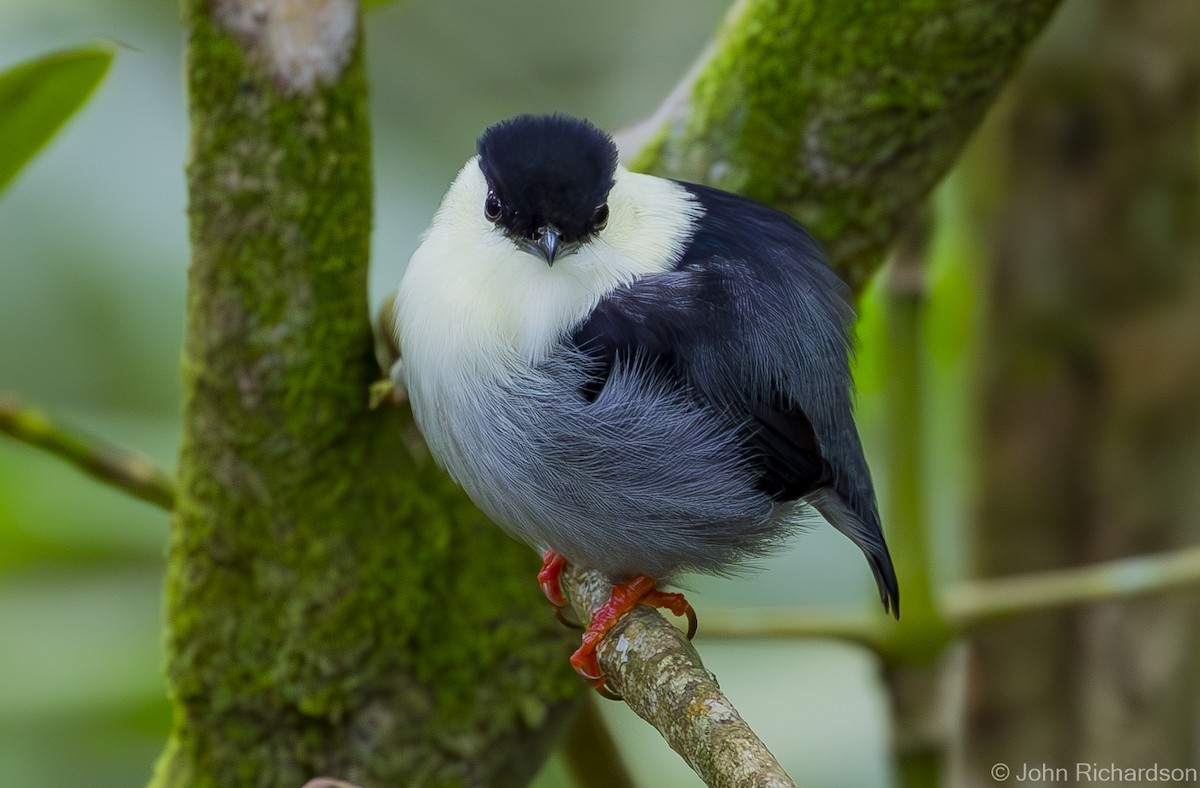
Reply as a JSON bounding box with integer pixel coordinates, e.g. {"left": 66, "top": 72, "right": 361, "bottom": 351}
{"left": 594, "top": 683, "right": 624, "bottom": 701}
{"left": 554, "top": 605, "right": 584, "bottom": 630}
{"left": 569, "top": 621, "right": 622, "bottom": 699}
{"left": 537, "top": 549, "right": 568, "bottom": 608}
{"left": 643, "top": 589, "right": 698, "bottom": 640}
{"left": 569, "top": 641, "right": 604, "bottom": 684}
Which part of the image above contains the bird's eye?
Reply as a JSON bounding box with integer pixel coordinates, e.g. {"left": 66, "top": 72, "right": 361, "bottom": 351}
{"left": 484, "top": 193, "right": 503, "bottom": 222}
{"left": 592, "top": 203, "right": 609, "bottom": 231}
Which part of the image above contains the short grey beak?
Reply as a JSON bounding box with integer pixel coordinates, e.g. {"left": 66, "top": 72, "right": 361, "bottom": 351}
{"left": 516, "top": 224, "right": 580, "bottom": 265}
{"left": 534, "top": 226, "right": 563, "bottom": 266}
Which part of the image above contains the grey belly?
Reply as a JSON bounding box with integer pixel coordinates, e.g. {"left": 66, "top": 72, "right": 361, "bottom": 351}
{"left": 412, "top": 353, "right": 794, "bottom": 581}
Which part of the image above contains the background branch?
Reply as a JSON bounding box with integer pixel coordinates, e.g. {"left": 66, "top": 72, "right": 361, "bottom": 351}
{"left": 626, "top": 0, "right": 1064, "bottom": 291}
{"left": 945, "top": 544, "right": 1200, "bottom": 630}
{"left": 697, "top": 607, "right": 887, "bottom": 648}
{"left": 562, "top": 696, "right": 637, "bottom": 788}
{"left": 698, "top": 543, "right": 1200, "bottom": 644}
{"left": 0, "top": 393, "right": 175, "bottom": 510}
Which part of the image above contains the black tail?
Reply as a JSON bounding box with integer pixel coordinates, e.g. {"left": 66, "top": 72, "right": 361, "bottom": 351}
{"left": 806, "top": 487, "right": 900, "bottom": 619}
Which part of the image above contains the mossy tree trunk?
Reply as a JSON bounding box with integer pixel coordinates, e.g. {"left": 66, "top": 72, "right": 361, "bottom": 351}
{"left": 154, "top": 2, "right": 576, "bottom": 785}
{"left": 960, "top": 0, "right": 1200, "bottom": 782}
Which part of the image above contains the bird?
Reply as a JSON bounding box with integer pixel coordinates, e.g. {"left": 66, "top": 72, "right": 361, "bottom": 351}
{"left": 393, "top": 113, "right": 898, "bottom": 693}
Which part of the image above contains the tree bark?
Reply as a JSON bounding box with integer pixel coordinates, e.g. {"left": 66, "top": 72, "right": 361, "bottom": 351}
{"left": 961, "top": 0, "right": 1200, "bottom": 782}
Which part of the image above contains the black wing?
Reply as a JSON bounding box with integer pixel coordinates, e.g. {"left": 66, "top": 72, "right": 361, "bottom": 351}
{"left": 569, "top": 181, "right": 899, "bottom": 616}
{"left": 571, "top": 270, "right": 830, "bottom": 501}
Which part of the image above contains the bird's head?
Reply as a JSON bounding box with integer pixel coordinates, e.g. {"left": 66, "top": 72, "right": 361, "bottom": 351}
{"left": 476, "top": 114, "right": 618, "bottom": 266}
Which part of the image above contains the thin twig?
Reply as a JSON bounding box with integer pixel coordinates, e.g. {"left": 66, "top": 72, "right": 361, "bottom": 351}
{"left": 694, "top": 543, "right": 1200, "bottom": 646}
{"left": 561, "top": 564, "right": 797, "bottom": 788}
{"left": 0, "top": 393, "right": 176, "bottom": 511}
{"left": 697, "top": 607, "right": 886, "bottom": 649}
{"left": 944, "top": 543, "right": 1200, "bottom": 630}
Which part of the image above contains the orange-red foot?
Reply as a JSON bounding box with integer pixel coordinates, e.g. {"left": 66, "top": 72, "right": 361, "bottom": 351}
{"left": 537, "top": 549, "right": 568, "bottom": 607}
{"left": 569, "top": 575, "right": 697, "bottom": 698}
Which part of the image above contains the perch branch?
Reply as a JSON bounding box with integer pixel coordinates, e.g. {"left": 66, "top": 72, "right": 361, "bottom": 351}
{"left": 561, "top": 564, "right": 796, "bottom": 788}
{"left": 0, "top": 393, "right": 175, "bottom": 510}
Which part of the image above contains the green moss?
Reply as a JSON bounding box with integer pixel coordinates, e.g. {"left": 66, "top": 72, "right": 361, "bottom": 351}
{"left": 155, "top": 3, "right": 576, "bottom": 786}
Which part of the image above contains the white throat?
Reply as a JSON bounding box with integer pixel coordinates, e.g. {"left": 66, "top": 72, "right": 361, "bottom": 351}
{"left": 395, "top": 160, "right": 702, "bottom": 382}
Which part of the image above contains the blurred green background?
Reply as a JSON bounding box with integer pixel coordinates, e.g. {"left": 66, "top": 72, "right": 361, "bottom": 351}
{"left": 0, "top": 0, "right": 1096, "bottom": 785}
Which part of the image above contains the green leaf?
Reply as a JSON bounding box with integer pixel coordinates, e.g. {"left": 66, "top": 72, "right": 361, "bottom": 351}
{"left": 0, "top": 44, "right": 114, "bottom": 194}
